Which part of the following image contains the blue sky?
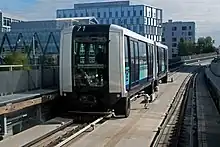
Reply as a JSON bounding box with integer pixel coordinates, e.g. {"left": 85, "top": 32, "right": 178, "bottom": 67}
{"left": 1, "top": 0, "right": 220, "bottom": 45}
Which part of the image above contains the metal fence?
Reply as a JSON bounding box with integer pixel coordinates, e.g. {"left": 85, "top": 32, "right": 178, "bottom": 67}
{"left": 0, "top": 65, "right": 58, "bottom": 95}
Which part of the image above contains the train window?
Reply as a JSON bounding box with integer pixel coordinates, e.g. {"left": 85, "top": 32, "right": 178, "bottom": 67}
{"left": 124, "top": 36, "right": 129, "bottom": 68}
{"left": 148, "top": 44, "right": 153, "bottom": 78}
{"left": 130, "top": 40, "right": 135, "bottom": 84}
{"left": 134, "top": 41, "right": 139, "bottom": 83}
{"left": 74, "top": 40, "right": 108, "bottom": 87}
{"left": 124, "top": 36, "right": 130, "bottom": 90}
{"left": 139, "top": 41, "right": 148, "bottom": 80}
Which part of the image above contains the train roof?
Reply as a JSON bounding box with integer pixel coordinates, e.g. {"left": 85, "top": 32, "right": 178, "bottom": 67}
{"left": 109, "top": 24, "right": 155, "bottom": 44}
{"left": 155, "top": 42, "right": 168, "bottom": 49}
{"left": 110, "top": 24, "right": 168, "bottom": 50}
{"left": 62, "top": 24, "right": 168, "bottom": 50}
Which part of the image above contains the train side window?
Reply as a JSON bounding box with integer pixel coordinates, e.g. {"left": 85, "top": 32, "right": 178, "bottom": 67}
{"left": 148, "top": 44, "right": 153, "bottom": 78}
{"left": 124, "top": 36, "right": 130, "bottom": 90}
{"left": 124, "top": 36, "right": 129, "bottom": 68}
{"left": 143, "top": 43, "right": 148, "bottom": 78}
{"left": 134, "top": 41, "right": 139, "bottom": 83}
{"left": 139, "top": 41, "right": 148, "bottom": 80}
{"left": 130, "top": 40, "right": 135, "bottom": 84}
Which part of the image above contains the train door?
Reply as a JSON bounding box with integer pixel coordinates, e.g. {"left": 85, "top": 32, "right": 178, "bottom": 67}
{"left": 129, "top": 39, "right": 139, "bottom": 87}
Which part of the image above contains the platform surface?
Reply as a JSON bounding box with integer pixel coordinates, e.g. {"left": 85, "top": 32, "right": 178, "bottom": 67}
{"left": 67, "top": 68, "right": 195, "bottom": 147}
{"left": 0, "top": 117, "right": 72, "bottom": 147}
{"left": 0, "top": 89, "right": 57, "bottom": 106}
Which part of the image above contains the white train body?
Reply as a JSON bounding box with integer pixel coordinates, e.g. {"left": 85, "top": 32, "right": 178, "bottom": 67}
{"left": 59, "top": 24, "right": 168, "bottom": 117}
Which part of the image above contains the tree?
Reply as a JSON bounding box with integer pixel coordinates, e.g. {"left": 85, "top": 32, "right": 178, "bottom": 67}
{"left": 196, "top": 36, "right": 215, "bottom": 53}
{"left": 178, "top": 36, "right": 215, "bottom": 56}
{"left": 3, "top": 52, "right": 30, "bottom": 70}
{"left": 178, "top": 38, "right": 187, "bottom": 56}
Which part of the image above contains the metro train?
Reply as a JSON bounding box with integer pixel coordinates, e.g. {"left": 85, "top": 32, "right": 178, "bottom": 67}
{"left": 59, "top": 24, "right": 168, "bottom": 118}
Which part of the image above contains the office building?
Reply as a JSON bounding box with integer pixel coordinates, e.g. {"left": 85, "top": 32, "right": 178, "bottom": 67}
{"left": 0, "top": 11, "right": 24, "bottom": 32}
{"left": 0, "top": 17, "right": 99, "bottom": 55}
{"left": 56, "top": 0, "right": 163, "bottom": 42}
{"left": 162, "top": 19, "right": 195, "bottom": 59}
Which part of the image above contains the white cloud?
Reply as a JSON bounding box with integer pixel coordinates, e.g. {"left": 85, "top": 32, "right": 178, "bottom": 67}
{"left": 3, "top": 0, "right": 220, "bottom": 44}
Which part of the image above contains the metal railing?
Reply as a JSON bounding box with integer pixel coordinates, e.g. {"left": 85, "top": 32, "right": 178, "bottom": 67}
{"left": 0, "top": 64, "right": 58, "bottom": 95}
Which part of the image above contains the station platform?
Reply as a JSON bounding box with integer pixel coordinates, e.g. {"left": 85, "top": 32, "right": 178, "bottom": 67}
{"left": 0, "top": 117, "right": 72, "bottom": 147}
{"left": 0, "top": 89, "right": 58, "bottom": 115}
{"left": 68, "top": 70, "right": 194, "bottom": 147}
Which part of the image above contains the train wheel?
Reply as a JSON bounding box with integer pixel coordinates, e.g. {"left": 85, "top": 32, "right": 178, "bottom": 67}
{"left": 114, "top": 97, "right": 131, "bottom": 118}
{"left": 161, "top": 75, "right": 168, "bottom": 83}
{"left": 124, "top": 97, "right": 131, "bottom": 118}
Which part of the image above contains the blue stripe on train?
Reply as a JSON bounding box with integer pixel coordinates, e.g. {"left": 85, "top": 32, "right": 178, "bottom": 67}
{"left": 125, "top": 65, "right": 149, "bottom": 90}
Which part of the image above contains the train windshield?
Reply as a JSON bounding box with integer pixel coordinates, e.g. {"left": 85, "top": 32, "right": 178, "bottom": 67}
{"left": 73, "top": 36, "right": 108, "bottom": 87}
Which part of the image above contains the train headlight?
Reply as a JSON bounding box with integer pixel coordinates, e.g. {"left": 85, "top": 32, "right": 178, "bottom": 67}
{"left": 117, "top": 94, "right": 120, "bottom": 98}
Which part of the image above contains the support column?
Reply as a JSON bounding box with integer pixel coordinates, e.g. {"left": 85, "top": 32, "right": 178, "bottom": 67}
{"left": 36, "top": 105, "right": 43, "bottom": 123}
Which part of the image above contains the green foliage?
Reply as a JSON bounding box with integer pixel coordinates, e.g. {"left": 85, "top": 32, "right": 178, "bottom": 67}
{"left": 4, "top": 52, "right": 31, "bottom": 70}
{"left": 178, "top": 36, "right": 216, "bottom": 56}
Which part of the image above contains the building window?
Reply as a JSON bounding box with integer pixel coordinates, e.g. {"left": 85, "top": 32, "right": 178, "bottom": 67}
{"left": 172, "top": 38, "right": 177, "bottom": 42}
{"left": 106, "top": 19, "right": 109, "bottom": 24}
{"left": 163, "top": 27, "right": 165, "bottom": 31}
{"left": 92, "top": 12, "right": 95, "bottom": 16}
{"left": 86, "top": 12, "right": 89, "bottom": 16}
{"left": 172, "top": 48, "right": 174, "bottom": 52}
{"left": 172, "top": 32, "right": 174, "bottom": 36}
{"left": 121, "top": 11, "right": 124, "bottom": 17}
{"left": 124, "top": 19, "right": 127, "bottom": 24}
{"left": 139, "top": 25, "right": 143, "bottom": 32}
{"left": 63, "top": 13, "right": 66, "bottom": 18}
{"left": 162, "top": 38, "right": 165, "bottom": 42}
{"left": 182, "top": 26, "right": 187, "bottom": 30}
{"left": 69, "top": 14, "right": 72, "bottom": 17}
{"left": 109, "top": 12, "right": 112, "bottom": 17}
{"left": 128, "top": 11, "right": 130, "bottom": 16}
{"left": 172, "top": 54, "right": 177, "bottom": 57}
{"left": 134, "top": 10, "right": 136, "bottom": 16}
{"left": 104, "top": 12, "right": 106, "bottom": 17}
{"left": 189, "top": 26, "right": 191, "bottom": 30}
{"left": 172, "top": 27, "right": 177, "bottom": 31}
{"left": 136, "top": 18, "right": 139, "bottom": 24}
{"left": 118, "top": 19, "right": 121, "bottom": 24}
{"left": 130, "top": 18, "right": 133, "bottom": 24}
{"left": 80, "top": 13, "right": 83, "bottom": 17}
{"left": 140, "top": 10, "right": 143, "bottom": 16}
{"left": 172, "top": 43, "right": 177, "bottom": 47}
{"left": 133, "top": 25, "right": 137, "bottom": 32}
{"left": 115, "top": 11, "right": 118, "bottom": 17}
{"left": 98, "top": 12, "right": 100, "bottom": 18}
{"left": 188, "top": 31, "right": 192, "bottom": 36}
{"left": 112, "top": 19, "right": 115, "bottom": 24}
{"left": 58, "top": 14, "right": 61, "bottom": 18}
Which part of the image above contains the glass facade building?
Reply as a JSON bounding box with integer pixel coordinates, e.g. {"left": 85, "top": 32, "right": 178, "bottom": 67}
{"left": 56, "top": 1, "right": 163, "bottom": 42}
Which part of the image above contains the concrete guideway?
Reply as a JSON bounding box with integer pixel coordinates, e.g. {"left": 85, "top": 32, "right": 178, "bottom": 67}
{"left": 197, "top": 70, "right": 220, "bottom": 147}
{"left": 65, "top": 68, "right": 196, "bottom": 147}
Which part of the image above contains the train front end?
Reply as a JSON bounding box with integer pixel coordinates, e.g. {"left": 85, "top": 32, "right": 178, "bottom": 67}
{"left": 69, "top": 25, "right": 112, "bottom": 112}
